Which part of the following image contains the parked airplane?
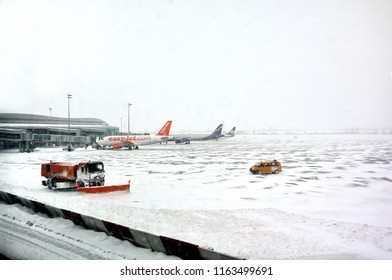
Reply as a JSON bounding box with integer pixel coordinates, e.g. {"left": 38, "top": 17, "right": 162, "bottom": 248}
{"left": 96, "top": 120, "right": 173, "bottom": 150}
{"left": 220, "top": 127, "right": 236, "bottom": 139}
{"left": 171, "top": 124, "right": 223, "bottom": 144}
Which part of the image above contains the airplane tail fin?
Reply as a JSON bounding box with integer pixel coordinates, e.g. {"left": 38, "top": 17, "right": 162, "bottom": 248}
{"left": 156, "top": 120, "right": 172, "bottom": 136}
{"left": 227, "top": 127, "right": 236, "bottom": 136}
{"left": 208, "top": 124, "right": 223, "bottom": 139}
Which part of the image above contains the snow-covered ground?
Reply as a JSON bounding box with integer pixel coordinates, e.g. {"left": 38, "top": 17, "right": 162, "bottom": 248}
{"left": 0, "top": 134, "right": 391, "bottom": 259}
{"left": 0, "top": 202, "right": 178, "bottom": 260}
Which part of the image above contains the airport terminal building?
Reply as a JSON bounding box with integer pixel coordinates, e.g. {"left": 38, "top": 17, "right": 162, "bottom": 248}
{"left": 0, "top": 113, "right": 118, "bottom": 151}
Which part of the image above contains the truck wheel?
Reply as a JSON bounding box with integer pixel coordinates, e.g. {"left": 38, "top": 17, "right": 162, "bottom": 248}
{"left": 47, "top": 177, "right": 56, "bottom": 189}
{"left": 77, "top": 180, "right": 85, "bottom": 188}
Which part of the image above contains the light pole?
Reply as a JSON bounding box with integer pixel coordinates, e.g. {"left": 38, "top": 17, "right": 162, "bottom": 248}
{"left": 120, "top": 117, "right": 123, "bottom": 134}
{"left": 128, "top": 103, "right": 132, "bottom": 134}
{"left": 67, "top": 94, "right": 72, "bottom": 151}
{"left": 49, "top": 108, "right": 52, "bottom": 117}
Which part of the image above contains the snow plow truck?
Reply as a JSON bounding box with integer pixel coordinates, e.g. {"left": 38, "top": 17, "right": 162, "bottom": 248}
{"left": 41, "top": 161, "right": 130, "bottom": 193}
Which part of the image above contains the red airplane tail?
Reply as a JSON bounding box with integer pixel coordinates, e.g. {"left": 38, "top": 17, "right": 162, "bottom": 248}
{"left": 156, "top": 120, "right": 172, "bottom": 136}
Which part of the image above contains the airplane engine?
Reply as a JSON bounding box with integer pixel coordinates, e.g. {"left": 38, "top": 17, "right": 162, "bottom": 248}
{"left": 112, "top": 143, "right": 123, "bottom": 149}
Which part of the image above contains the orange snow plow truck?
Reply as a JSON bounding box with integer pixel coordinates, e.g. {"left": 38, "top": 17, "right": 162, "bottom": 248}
{"left": 41, "top": 161, "right": 130, "bottom": 193}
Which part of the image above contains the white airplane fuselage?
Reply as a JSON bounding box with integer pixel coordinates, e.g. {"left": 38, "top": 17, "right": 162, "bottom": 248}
{"left": 98, "top": 134, "right": 172, "bottom": 149}
{"left": 97, "top": 120, "right": 173, "bottom": 149}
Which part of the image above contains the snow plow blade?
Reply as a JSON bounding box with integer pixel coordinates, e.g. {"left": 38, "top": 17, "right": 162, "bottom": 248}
{"left": 77, "top": 182, "right": 130, "bottom": 194}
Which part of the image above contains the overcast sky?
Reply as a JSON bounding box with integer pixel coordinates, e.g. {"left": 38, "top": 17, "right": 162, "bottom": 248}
{"left": 0, "top": 0, "right": 391, "bottom": 133}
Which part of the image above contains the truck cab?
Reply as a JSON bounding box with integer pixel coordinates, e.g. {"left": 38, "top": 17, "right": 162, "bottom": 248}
{"left": 76, "top": 161, "right": 105, "bottom": 187}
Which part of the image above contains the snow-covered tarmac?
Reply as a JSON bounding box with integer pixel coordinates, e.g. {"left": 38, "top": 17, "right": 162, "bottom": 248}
{"left": 0, "top": 134, "right": 391, "bottom": 259}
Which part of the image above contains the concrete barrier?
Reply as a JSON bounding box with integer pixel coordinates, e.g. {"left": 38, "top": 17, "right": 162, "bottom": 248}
{"left": 0, "top": 190, "right": 240, "bottom": 260}
{"left": 0, "top": 192, "right": 12, "bottom": 204}
{"left": 45, "top": 204, "right": 65, "bottom": 218}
